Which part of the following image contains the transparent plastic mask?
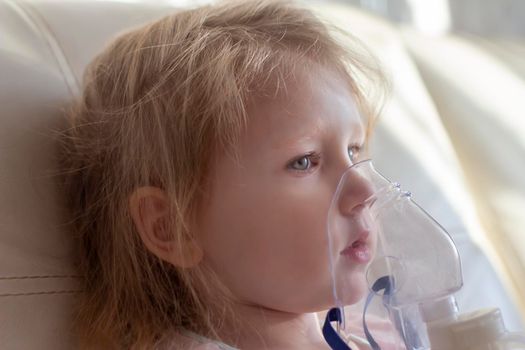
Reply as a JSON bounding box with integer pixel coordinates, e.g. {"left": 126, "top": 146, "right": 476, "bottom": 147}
{"left": 323, "top": 160, "right": 463, "bottom": 350}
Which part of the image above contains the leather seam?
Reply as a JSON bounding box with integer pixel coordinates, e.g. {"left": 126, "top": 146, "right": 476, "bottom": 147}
{"left": 5, "top": 0, "right": 81, "bottom": 97}
{"left": 0, "top": 290, "right": 80, "bottom": 297}
{"left": 0, "top": 275, "right": 81, "bottom": 280}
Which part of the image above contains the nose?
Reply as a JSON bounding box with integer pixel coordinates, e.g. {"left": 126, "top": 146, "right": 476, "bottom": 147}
{"left": 338, "top": 168, "right": 375, "bottom": 216}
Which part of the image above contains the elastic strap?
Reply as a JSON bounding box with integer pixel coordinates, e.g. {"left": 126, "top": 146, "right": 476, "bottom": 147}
{"left": 323, "top": 307, "right": 352, "bottom": 350}
{"left": 323, "top": 275, "right": 394, "bottom": 350}
{"left": 363, "top": 275, "right": 394, "bottom": 350}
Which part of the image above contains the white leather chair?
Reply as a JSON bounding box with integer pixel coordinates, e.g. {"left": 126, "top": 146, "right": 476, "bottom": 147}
{"left": 0, "top": 1, "right": 522, "bottom": 348}
{"left": 0, "top": 1, "right": 175, "bottom": 348}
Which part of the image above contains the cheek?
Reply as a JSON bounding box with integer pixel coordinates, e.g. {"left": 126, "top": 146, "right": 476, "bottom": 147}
{"left": 239, "top": 196, "right": 333, "bottom": 308}
{"left": 248, "top": 181, "right": 330, "bottom": 252}
{"left": 224, "top": 193, "right": 328, "bottom": 270}
{"left": 198, "top": 181, "right": 336, "bottom": 311}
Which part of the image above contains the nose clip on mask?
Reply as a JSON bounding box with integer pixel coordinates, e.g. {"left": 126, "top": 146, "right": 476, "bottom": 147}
{"left": 323, "top": 160, "right": 463, "bottom": 350}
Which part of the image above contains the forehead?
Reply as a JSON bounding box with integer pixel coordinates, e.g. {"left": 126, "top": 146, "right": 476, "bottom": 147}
{"left": 243, "top": 66, "right": 365, "bottom": 150}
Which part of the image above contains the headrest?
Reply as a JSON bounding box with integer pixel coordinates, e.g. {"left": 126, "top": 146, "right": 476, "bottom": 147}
{"left": 0, "top": 1, "right": 174, "bottom": 347}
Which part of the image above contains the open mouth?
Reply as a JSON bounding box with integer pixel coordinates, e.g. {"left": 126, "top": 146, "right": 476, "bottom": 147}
{"left": 340, "top": 231, "right": 372, "bottom": 264}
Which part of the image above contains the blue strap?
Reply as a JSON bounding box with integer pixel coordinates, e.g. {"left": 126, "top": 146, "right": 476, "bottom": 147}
{"left": 323, "top": 276, "right": 394, "bottom": 350}
{"left": 323, "top": 307, "right": 352, "bottom": 350}
{"left": 363, "top": 275, "right": 395, "bottom": 350}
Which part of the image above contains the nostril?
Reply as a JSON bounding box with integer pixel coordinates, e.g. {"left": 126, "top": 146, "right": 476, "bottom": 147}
{"left": 350, "top": 203, "right": 365, "bottom": 215}
{"left": 339, "top": 195, "right": 368, "bottom": 217}
{"left": 338, "top": 184, "right": 375, "bottom": 216}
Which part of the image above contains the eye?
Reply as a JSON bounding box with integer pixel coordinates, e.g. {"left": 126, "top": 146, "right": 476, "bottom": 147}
{"left": 348, "top": 145, "right": 362, "bottom": 162}
{"left": 291, "top": 157, "right": 310, "bottom": 171}
{"left": 288, "top": 152, "right": 320, "bottom": 172}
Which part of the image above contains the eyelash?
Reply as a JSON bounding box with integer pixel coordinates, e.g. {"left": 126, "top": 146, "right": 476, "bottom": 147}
{"left": 288, "top": 151, "right": 321, "bottom": 173}
{"left": 288, "top": 145, "right": 362, "bottom": 172}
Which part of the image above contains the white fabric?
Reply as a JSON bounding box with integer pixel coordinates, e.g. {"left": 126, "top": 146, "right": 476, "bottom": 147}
{"left": 401, "top": 29, "right": 525, "bottom": 330}
{"left": 0, "top": 1, "right": 522, "bottom": 349}
{"left": 179, "top": 330, "right": 239, "bottom": 350}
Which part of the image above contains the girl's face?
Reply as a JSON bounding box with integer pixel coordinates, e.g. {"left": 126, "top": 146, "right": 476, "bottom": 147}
{"left": 196, "top": 65, "right": 376, "bottom": 313}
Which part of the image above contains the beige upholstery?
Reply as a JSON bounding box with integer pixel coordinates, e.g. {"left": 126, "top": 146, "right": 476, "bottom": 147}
{"left": 0, "top": 1, "right": 78, "bottom": 348}
{"left": 403, "top": 31, "right": 525, "bottom": 318}
{"left": 0, "top": 1, "right": 522, "bottom": 348}
{"left": 0, "top": 1, "right": 175, "bottom": 348}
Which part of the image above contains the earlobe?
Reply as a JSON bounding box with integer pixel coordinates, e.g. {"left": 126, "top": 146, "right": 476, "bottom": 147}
{"left": 128, "top": 186, "right": 203, "bottom": 268}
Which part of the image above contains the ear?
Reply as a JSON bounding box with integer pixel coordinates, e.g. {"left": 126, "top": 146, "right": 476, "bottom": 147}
{"left": 128, "top": 186, "right": 203, "bottom": 268}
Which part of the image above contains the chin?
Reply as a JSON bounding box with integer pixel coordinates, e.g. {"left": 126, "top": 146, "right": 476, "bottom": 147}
{"left": 339, "top": 273, "right": 369, "bottom": 306}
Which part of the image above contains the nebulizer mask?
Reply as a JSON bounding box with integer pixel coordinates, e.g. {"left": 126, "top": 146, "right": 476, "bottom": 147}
{"left": 322, "top": 159, "right": 463, "bottom": 350}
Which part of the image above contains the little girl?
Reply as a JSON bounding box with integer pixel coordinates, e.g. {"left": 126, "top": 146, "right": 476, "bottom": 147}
{"left": 58, "top": 0, "right": 387, "bottom": 348}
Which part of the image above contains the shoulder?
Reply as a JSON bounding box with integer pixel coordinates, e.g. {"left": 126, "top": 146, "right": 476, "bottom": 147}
{"left": 190, "top": 343, "right": 225, "bottom": 350}
{"left": 345, "top": 312, "right": 405, "bottom": 350}
{"left": 157, "top": 330, "right": 235, "bottom": 350}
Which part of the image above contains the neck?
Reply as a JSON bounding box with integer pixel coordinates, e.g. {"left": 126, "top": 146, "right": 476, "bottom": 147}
{"left": 219, "top": 303, "right": 329, "bottom": 350}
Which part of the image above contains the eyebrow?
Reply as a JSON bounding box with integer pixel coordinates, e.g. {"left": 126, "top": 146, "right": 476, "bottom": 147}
{"left": 273, "top": 122, "right": 364, "bottom": 150}
{"left": 272, "top": 127, "right": 325, "bottom": 150}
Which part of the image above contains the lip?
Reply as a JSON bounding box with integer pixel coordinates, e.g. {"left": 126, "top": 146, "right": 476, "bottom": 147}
{"left": 340, "top": 230, "right": 372, "bottom": 264}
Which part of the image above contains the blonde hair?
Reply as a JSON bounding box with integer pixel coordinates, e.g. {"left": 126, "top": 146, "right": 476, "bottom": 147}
{"left": 58, "top": 0, "right": 385, "bottom": 348}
